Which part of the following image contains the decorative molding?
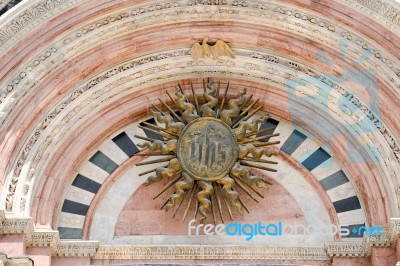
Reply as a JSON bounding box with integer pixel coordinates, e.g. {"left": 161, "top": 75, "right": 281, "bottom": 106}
{"left": 0, "top": 218, "right": 400, "bottom": 259}
{"left": 94, "top": 245, "right": 329, "bottom": 260}
{"left": 0, "top": 217, "right": 33, "bottom": 234}
{"left": 188, "top": 0, "right": 227, "bottom": 5}
{"left": 1, "top": 1, "right": 399, "bottom": 123}
{"left": 1, "top": 0, "right": 399, "bottom": 118}
{"left": 55, "top": 241, "right": 99, "bottom": 257}
{"left": 0, "top": 0, "right": 397, "bottom": 59}
{"left": 342, "top": 0, "right": 400, "bottom": 27}
{"left": 324, "top": 242, "right": 370, "bottom": 257}
{"left": 390, "top": 217, "right": 400, "bottom": 245}
{"left": 7, "top": 50, "right": 400, "bottom": 215}
{"left": 25, "top": 230, "right": 60, "bottom": 250}
{"left": 365, "top": 229, "right": 392, "bottom": 247}
{"left": 0, "top": 0, "right": 79, "bottom": 54}
{"left": 391, "top": 218, "right": 400, "bottom": 232}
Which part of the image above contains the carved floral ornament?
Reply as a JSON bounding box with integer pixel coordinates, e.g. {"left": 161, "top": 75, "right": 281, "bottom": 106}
{"left": 134, "top": 79, "right": 280, "bottom": 223}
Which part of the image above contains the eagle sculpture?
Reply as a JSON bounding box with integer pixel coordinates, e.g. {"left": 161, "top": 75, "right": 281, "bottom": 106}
{"left": 191, "top": 37, "right": 235, "bottom": 60}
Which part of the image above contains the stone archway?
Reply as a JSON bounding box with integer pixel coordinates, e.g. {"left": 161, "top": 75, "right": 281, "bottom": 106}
{"left": 0, "top": 0, "right": 399, "bottom": 265}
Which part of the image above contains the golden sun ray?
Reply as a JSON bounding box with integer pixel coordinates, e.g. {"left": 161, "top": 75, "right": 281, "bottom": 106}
{"left": 134, "top": 79, "right": 280, "bottom": 223}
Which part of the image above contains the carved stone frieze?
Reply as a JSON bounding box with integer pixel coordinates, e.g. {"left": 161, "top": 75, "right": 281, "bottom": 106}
{"left": 188, "top": 0, "right": 226, "bottom": 6}
{"left": 0, "top": 0, "right": 397, "bottom": 58}
{"left": 0, "top": 218, "right": 399, "bottom": 259}
{"left": 5, "top": 49, "right": 398, "bottom": 215}
{"left": 391, "top": 218, "right": 400, "bottom": 232}
{"left": 324, "top": 242, "right": 370, "bottom": 257}
{"left": 365, "top": 230, "right": 392, "bottom": 247}
{"left": 341, "top": 0, "right": 400, "bottom": 27}
{"left": 0, "top": 218, "right": 33, "bottom": 234}
{"left": 274, "top": 6, "right": 336, "bottom": 32}
{"left": 25, "top": 230, "right": 60, "bottom": 250}
{"left": 1, "top": 0, "right": 399, "bottom": 123}
{"left": 55, "top": 241, "right": 99, "bottom": 257}
{"left": 0, "top": 0, "right": 78, "bottom": 53}
{"left": 94, "top": 245, "right": 329, "bottom": 260}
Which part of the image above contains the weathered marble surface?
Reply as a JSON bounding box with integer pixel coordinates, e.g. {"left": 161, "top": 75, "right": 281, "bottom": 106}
{"left": 0, "top": 0, "right": 399, "bottom": 265}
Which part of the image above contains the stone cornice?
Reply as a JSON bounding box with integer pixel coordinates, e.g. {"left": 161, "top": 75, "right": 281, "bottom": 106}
{"left": 326, "top": 223, "right": 398, "bottom": 257}
{"left": 1, "top": 214, "right": 400, "bottom": 259}
{"left": 365, "top": 230, "right": 392, "bottom": 247}
{"left": 324, "top": 242, "right": 370, "bottom": 257}
{"left": 25, "top": 230, "right": 60, "bottom": 250}
{"left": 55, "top": 241, "right": 99, "bottom": 257}
{"left": 94, "top": 245, "right": 329, "bottom": 260}
{"left": 0, "top": 212, "right": 33, "bottom": 234}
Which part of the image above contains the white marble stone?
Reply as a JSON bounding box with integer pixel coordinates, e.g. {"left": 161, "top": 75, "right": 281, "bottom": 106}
{"left": 89, "top": 156, "right": 335, "bottom": 245}
{"left": 89, "top": 167, "right": 148, "bottom": 243}
{"left": 78, "top": 161, "right": 109, "bottom": 184}
{"left": 99, "top": 140, "right": 129, "bottom": 165}
{"left": 65, "top": 186, "right": 95, "bottom": 206}
{"left": 326, "top": 182, "right": 356, "bottom": 202}
{"left": 273, "top": 120, "right": 295, "bottom": 149}
{"left": 124, "top": 124, "right": 147, "bottom": 147}
{"left": 270, "top": 159, "right": 333, "bottom": 229}
{"left": 57, "top": 212, "right": 85, "bottom": 228}
{"left": 290, "top": 137, "right": 321, "bottom": 162}
{"left": 337, "top": 209, "right": 366, "bottom": 225}
{"left": 311, "top": 158, "right": 343, "bottom": 181}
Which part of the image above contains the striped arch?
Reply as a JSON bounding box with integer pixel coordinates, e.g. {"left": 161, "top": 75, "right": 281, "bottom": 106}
{"left": 0, "top": 0, "right": 399, "bottom": 262}
{"left": 57, "top": 115, "right": 366, "bottom": 240}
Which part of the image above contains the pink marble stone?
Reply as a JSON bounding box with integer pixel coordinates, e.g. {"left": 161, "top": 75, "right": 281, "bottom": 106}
{"left": 115, "top": 177, "right": 306, "bottom": 236}
{"left": 52, "top": 257, "right": 90, "bottom": 266}
{"left": 371, "top": 247, "right": 397, "bottom": 266}
{"left": 332, "top": 257, "right": 371, "bottom": 266}
{"left": 0, "top": 234, "right": 25, "bottom": 256}
{"left": 26, "top": 247, "right": 51, "bottom": 266}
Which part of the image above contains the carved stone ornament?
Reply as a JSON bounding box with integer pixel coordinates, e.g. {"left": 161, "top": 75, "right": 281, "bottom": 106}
{"left": 176, "top": 117, "right": 239, "bottom": 182}
{"left": 191, "top": 38, "right": 235, "bottom": 60}
{"left": 134, "top": 79, "right": 279, "bottom": 223}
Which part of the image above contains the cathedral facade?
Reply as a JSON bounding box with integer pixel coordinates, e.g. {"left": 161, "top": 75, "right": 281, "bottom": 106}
{"left": 0, "top": 0, "right": 400, "bottom": 265}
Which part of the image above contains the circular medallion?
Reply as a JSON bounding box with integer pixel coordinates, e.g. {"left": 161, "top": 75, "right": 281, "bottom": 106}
{"left": 177, "top": 117, "right": 239, "bottom": 181}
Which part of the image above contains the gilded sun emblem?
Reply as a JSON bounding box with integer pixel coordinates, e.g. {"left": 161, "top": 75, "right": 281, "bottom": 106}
{"left": 134, "top": 79, "right": 280, "bottom": 223}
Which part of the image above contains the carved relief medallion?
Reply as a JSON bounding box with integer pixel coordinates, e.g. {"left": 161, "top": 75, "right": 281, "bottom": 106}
{"left": 177, "top": 118, "right": 238, "bottom": 182}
